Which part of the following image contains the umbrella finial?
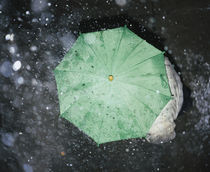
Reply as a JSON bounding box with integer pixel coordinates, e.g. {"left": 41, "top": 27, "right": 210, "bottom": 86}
{"left": 108, "top": 75, "right": 114, "bottom": 81}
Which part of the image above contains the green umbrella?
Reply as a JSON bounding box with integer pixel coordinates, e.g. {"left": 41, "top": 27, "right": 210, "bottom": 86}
{"left": 54, "top": 26, "right": 172, "bottom": 145}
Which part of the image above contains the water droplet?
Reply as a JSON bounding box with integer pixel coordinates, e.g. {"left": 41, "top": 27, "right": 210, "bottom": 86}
{"left": 17, "top": 77, "right": 24, "bottom": 85}
{"left": 26, "top": 11, "right": 30, "bottom": 15}
{"left": 23, "top": 164, "right": 33, "bottom": 172}
{"left": 30, "top": 45, "right": 38, "bottom": 51}
{"left": 12, "top": 61, "right": 21, "bottom": 71}
{"left": 0, "top": 61, "right": 13, "bottom": 77}
{"left": 5, "top": 33, "right": 14, "bottom": 41}
{"left": 1, "top": 133, "right": 16, "bottom": 147}
{"left": 9, "top": 46, "right": 16, "bottom": 54}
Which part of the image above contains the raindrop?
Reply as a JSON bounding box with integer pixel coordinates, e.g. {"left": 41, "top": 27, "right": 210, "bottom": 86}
{"left": 5, "top": 33, "right": 14, "bottom": 41}
{"left": 31, "top": 0, "right": 48, "bottom": 13}
{"left": 84, "top": 34, "right": 96, "bottom": 44}
{"left": 1, "top": 133, "right": 16, "bottom": 147}
{"left": 9, "top": 46, "right": 16, "bottom": 54}
{"left": 32, "top": 78, "right": 38, "bottom": 85}
{"left": 149, "top": 17, "right": 156, "bottom": 24}
{"left": 156, "top": 90, "right": 160, "bottom": 94}
{"left": 26, "top": 65, "right": 31, "bottom": 70}
{"left": 30, "top": 45, "right": 38, "bottom": 51}
{"left": 164, "top": 46, "right": 168, "bottom": 51}
{"left": 115, "top": 0, "right": 127, "bottom": 6}
{"left": 17, "top": 77, "right": 24, "bottom": 85}
{"left": 23, "top": 164, "right": 33, "bottom": 172}
{"left": 26, "top": 11, "right": 30, "bottom": 15}
{"left": 12, "top": 60, "right": 21, "bottom": 71}
{"left": 168, "top": 50, "right": 172, "bottom": 54}
{"left": 0, "top": 61, "right": 12, "bottom": 77}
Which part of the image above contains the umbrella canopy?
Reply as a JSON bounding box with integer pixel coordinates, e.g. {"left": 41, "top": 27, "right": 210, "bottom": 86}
{"left": 54, "top": 27, "right": 172, "bottom": 145}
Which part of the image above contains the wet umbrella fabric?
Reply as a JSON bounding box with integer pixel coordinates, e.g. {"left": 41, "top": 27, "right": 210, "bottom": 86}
{"left": 54, "top": 27, "right": 172, "bottom": 145}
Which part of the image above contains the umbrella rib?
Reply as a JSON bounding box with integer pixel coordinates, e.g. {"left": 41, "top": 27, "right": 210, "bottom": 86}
{"left": 117, "top": 79, "right": 171, "bottom": 99}
{"left": 111, "top": 27, "right": 125, "bottom": 74}
{"left": 61, "top": 100, "right": 99, "bottom": 142}
{"left": 81, "top": 34, "right": 108, "bottom": 74}
{"left": 97, "top": 82, "right": 112, "bottom": 144}
{"left": 78, "top": 103, "right": 97, "bottom": 137}
{"left": 114, "top": 39, "right": 145, "bottom": 73}
{"left": 54, "top": 69, "right": 104, "bottom": 78}
{"left": 100, "top": 32, "right": 109, "bottom": 70}
{"left": 116, "top": 52, "right": 163, "bottom": 77}
{"left": 131, "top": 52, "right": 164, "bottom": 68}
{"left": 114, "top": 87, "right": 146, "bottom": 129}
{"left": 60, "top": 81, "right": 106, "bottom": 117}
{"left": 118, "top": 72, "right": 164, "bottom": 79}
{"left": 119, "top": 83, "right": 158, "bottom": 116}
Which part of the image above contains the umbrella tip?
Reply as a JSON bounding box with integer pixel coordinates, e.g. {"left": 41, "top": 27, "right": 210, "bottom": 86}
{"left": 108, "top": 75, "right": 114, "bottom": 81}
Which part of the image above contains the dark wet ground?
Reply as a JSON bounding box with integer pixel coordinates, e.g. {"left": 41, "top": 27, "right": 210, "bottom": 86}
{"left": 0, "top": 0, "right": 209, "bottom": 171}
